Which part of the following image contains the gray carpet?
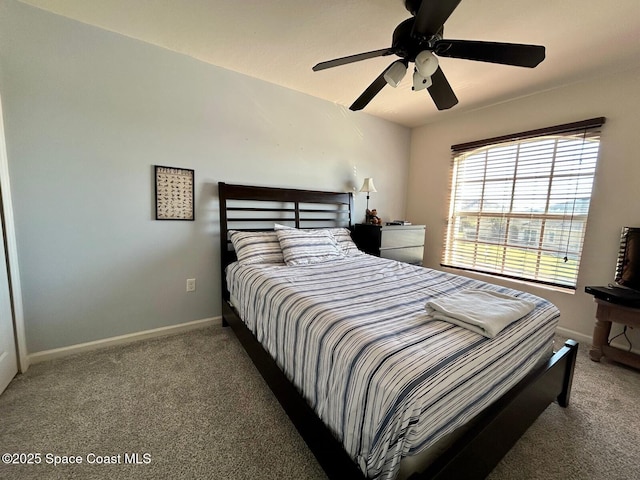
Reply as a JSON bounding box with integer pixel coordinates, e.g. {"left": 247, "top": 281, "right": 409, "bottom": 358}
{"left": 1, "top": 326, "right": 639, "bottom": 480}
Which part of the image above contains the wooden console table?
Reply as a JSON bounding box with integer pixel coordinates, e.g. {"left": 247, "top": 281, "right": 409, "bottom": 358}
{"left": 588, "top": 298, "right": 640, "bottom": 369}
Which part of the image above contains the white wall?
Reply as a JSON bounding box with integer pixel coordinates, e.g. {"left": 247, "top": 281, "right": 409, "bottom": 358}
{"left": 0, "top": 0, "right": 410, "bottom": 352}
{"left": 407, "top": 66, "right": 640, "bottom": 345}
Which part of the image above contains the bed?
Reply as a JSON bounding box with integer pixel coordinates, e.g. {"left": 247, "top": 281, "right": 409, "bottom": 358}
{"left": 218, "top": 182, "right": 577, "bottom": 480}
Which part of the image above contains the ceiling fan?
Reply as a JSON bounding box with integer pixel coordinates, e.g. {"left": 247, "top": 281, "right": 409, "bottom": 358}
{"left": 312, "top": 0, "right": 545, "bottom": 111}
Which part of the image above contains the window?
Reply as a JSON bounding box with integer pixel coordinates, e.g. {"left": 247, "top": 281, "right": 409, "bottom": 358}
{"left": 442, "top": 118, "right": 605, "bottom": 289}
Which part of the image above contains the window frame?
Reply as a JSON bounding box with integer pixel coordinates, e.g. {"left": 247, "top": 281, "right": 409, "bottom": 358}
{"left": 441, "top": 117, "right": 606, "bottom": 289}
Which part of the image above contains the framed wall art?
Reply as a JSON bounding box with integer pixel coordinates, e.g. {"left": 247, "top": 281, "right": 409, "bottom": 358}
{"left": 154, "top": 165, "right": 195, "bottom": 221}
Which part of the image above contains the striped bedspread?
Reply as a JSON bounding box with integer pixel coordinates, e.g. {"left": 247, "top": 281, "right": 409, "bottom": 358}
{"left": 226, "top": 255, "right": 559, "bottom": 480}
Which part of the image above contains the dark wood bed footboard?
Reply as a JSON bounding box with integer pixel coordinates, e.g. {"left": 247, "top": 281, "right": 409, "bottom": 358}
{"left": 222, "top": 300, "right": 578, "bottom": 480}
{"left": 413, "top": 339, "right": 578, "bottom": 480}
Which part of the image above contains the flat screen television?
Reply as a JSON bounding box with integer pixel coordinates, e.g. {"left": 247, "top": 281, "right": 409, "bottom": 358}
{"left": 614, "top": 226, "right": 640, "bottom": 291}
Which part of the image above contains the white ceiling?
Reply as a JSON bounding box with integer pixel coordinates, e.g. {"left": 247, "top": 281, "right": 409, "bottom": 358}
{"left": 18, "top": 0, "right": 640, "bottom": 128}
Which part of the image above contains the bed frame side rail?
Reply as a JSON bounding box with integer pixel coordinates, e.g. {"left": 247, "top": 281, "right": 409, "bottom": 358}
{"left": 222, "top": 301, "right": 367, "bottom": 480}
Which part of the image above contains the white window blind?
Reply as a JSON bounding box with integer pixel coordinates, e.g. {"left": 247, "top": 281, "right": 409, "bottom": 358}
{"left": 442, "top": 117, "right": 605, "bottom": 289}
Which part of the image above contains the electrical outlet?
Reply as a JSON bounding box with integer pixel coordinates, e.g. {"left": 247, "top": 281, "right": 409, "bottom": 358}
{"left": 186, "top": 278, "right": 196, "bottom": 292}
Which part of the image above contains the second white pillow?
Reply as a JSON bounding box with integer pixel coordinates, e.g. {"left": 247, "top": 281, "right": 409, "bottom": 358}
{"left": 275, "top": 227, "right": 345, "bottom": 266}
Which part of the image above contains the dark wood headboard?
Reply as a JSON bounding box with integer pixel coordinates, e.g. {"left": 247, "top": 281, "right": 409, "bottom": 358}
{"left": 218, "top": 182, "right": 354, "bottom": 299}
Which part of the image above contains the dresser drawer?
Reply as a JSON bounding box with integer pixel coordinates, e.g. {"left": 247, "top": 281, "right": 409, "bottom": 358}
{"left": 381, "top": 246, "right": 424, "bottom": 265}
{"left": 380, "top": 227, "right": 425, "bottom": 249}
{"left": 353, "top": 224, "right": 426, "bottom": 266}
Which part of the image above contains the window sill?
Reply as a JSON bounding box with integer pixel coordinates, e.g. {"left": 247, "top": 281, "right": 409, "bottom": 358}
{"left": 439, "top": 265, "right": 576, "bottom": 295}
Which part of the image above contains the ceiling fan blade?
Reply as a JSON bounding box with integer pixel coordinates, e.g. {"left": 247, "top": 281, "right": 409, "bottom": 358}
{"left": 412, "top": 0, "right": 462, "bottom": 38}
{"left": 427, "top": 67, "right": 458, "bottom": 110}
{"left": 434, "top": 40, "right": 545, "bottom": 67}
{"left": 349, "top": 67, "right": 391, "bottom": 111}
{"left": 313, "top": 48, "right": 395, "bottom": 71}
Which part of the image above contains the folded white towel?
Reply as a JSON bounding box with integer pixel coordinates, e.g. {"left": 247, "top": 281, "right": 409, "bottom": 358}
{"left": 425, "top": 289, "right": 535, "bottom": 338}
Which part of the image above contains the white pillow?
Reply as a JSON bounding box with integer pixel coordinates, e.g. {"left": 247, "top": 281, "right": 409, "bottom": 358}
{"left": 228, "top": 230, "right": 284, "bottom": 265}
{"left": 275, "top": 227, "right": 345, "bottom": 266}
{"left": 274, "top": 224, "right": 361, "bottom": 257}
{"left": 328, "top": 227, "right": 361, "bottom": 257}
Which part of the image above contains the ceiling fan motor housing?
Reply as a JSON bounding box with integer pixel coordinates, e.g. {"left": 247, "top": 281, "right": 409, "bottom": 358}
{"left": 392, "top": 18, "right": 437, "bottom": 62}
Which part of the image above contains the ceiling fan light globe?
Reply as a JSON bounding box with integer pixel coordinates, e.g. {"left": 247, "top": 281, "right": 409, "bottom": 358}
{"left": 383, "top": 60, "right": 407, "bottom": 87}
{"left": 415, "top": 50, "right": 439, "bottom": 78}
{"left": 412, "top": 70, "right": 432, "bottom": 91}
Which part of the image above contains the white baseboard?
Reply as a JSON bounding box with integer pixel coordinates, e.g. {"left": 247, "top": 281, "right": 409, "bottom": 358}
{"left": 555, "top": 326, "right": 592, "bottom": 346}
{"left": 28, "top": 317, "right": 221, "bottom": 364}
{"left": 556, "top": 325, "right": 640, "bottom": 356}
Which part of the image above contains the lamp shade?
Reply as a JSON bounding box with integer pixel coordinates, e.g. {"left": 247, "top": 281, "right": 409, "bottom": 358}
{"left": 360, "top": 178, "right": 377, "bottom": 193}
{"left": 415, "top": 50, "right": 439, "bottom": 78}
{"left": 383, "top": 61, "right": 407, "bottom": 88}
